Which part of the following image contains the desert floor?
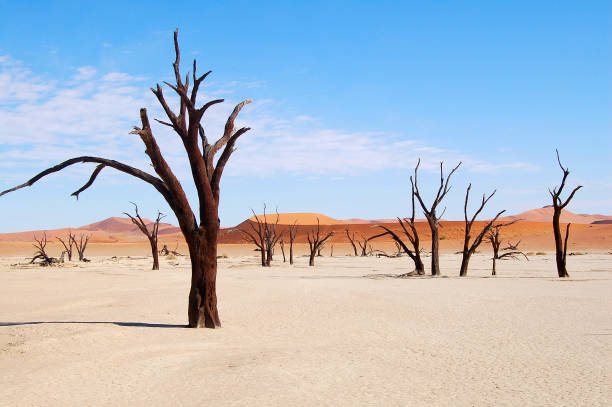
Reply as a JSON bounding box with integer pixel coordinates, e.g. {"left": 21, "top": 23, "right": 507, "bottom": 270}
{"left": 1, "top": 250, "right": 611, "bottom": 406}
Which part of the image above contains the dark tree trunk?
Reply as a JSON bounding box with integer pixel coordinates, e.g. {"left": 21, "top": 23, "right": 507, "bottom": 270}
{"left": 150, "top": 238, "right": 159, "bottom": 270}
{"left": 289, "top": 241, "right": 294, "bottom": 265}
{"left": 552, "top": 212, "right": 569, "bottom": 278}
{"left": 491, "top": 256, "right": 497, "bottom": 276}
{"left": 260, "top": 248, "right": 266, "bottom": 267}
{"left": 187, "top": 232, "right": 220, "bottom": 328}
{"left": 459, "top": 252, "right": 470, "bottom": 277}
{"left": 265, "top": 245, "right": 273, "bottom": 267}
{"left": 280, "top": 241, "right": 286, "bottom": 262}
{"left": 309, "top": 251, "right": 316, "bottom": 266}
{"left": 428, "top": 217, "right": 441, "bottom": 276}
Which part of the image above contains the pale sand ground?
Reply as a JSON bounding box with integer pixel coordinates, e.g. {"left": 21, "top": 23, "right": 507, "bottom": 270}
{"left": 1, "top": 251, "right": 611, "bottom": 406}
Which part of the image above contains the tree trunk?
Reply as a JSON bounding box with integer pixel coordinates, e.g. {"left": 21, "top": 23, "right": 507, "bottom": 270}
{"left": 289, "top": 241, "right": 294, "bottom": 265}
{"left": 187, "top": 232, "right": 221, "bottom": 328}
{"left": 414, "top": 255, "right": 425, "bottom": 275}
{"left": 150, "top": 238, "right": 159, "bottom": 270}
{"left": 309, "top": 251, "right": 316, "bottom": 266}
{"left": 491, "top": 256, "right": 497, "bottom": 276}
{"left": 552, "top": 211, "right": 569, "bottom": 277}
{"left": 459, "top": 252, "right": 470, "bottom": 277}
{"left": 265, "top": 245, "right": 272, "bottom": 267}
{"left": 260, "top": 247, "right": 266, "bottom": 267}
{"left": 428, "top": 217, "right": 441, "bottom": 276}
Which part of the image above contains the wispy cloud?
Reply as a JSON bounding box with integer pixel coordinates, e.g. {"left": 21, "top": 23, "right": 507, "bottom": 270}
{"left": 0, "top": 56, "right": 538, "bottom": 187}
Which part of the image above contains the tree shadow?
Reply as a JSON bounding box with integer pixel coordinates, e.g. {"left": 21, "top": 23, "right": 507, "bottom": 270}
{"left": 0, "top": 321, "right": 186, "bottom": 328}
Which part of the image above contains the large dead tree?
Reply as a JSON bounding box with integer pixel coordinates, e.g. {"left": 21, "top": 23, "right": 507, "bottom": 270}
{"left": 459, "top": 184, "right": 504, "bottom": 277}
{"left": 378, "top": 179, "right": 425, "bottom": 274}
{"left": 57, "top": 230, "right": 75, "bottom": 261}
{"left": 413, "top": 159, "right": 461, "bottom": 276}
{"left": 0, "top": 29, "right": 251, "bottom": 328}
{"left": 288, "top": 221, "right": 298, "bottom": 265}
{"left": 71, "top": 234, "right": 91, "bottom": 262}
{"left": 124, "top": 202, "right": 165, "bottom": 270}
{"left": 307, "top": 219, "right": 334, "bottom": 266}
{"left": 487, "top": 224, "right": 528, "bottom": 275}
{"left": 549, "top": 150, "right": 582, "bottom": 278}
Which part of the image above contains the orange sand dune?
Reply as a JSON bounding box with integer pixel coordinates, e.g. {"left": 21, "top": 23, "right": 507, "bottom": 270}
{"left": 248, "top": 212, "right": 345, "bottom": 225}
{"left": 500, "top": 206, "right": 612, "bottom": 224}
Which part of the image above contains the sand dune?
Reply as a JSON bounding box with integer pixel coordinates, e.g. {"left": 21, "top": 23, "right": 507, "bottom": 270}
{"left": 500, "top": 205, "right": 612, "bottom": 224}
{"left": 247, "top": 212, "right": 345, "bottom": 225}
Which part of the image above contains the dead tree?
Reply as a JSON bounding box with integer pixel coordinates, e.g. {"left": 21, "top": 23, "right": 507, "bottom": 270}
{"left": 378, "top": 179, "right": 425, "bottom": 274}
{"left": 124, "top": 202, "right": 165, "bottom": 270}
{"left": 491, "top": 236, "right": 528, "bottom": 276}
{"left": 57, "top": 230, "right": 75, "bottom": 261}
{"left": 413, "top": 159, "right": 461, "bottom": 276}
{"left": 487, "top": 221, "right": 526, "bottom": 275}
{"left": 160, "top": 243, "right": 183, "bottom": 256}
{"left": 240, "top": 210, "right": 266, "bottom": 267}
{"left": 30, "top": 233, "right": 59, "bottom": 266}
{"left": 0, "top": 30, "right": 252, "bottom": 328}
{"left": 71, "top": 234, "right": 91, "bottom": 262}
{"left": 345, "top": 228, "right": 359, "bottom": 256}
{"left": 307, "top": 218, "right": 334, "bottom": 266}
{"left": 263, "top": 209, "right": 283, "bottom": 266}
{"left": 549, "top": 150, "right": 582, "bottom": 278}
{"left": 289, "top": 221, "right": 298, "bottom": 265}
{"left": 357, "top": 232, "right": 387, "bottom": 256}
{"left": 459, "top": 184, "right": 504, "bottom": 277}
{"left": 240, "top": 206, "right": 282, "bottom": 267}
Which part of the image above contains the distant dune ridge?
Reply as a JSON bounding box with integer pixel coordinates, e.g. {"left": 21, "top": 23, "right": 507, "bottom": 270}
{"left": 498, "top": 205, "right": 612, "bottom": 224}
{"left": 1, "top": 208, "right": 611, "bottom": 250}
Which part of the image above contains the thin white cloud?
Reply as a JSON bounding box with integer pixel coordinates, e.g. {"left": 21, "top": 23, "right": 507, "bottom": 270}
{"left": 72, "top": 66, "right": 97, "bottom": 82}
{"left": 0, "top": 55, "right": 538, "bottom": 188}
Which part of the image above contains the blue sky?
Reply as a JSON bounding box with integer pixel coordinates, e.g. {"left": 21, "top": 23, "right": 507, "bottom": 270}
{"left": 0, "top": 1, "right": 610, "bottom": 232}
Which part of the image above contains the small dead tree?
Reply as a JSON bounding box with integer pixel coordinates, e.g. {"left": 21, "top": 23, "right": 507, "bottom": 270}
{"left": 307, "top": 218, "right": 334, "bottom": 266}
{"left": 124, "top": 202, "right": 165, "bottom": 270}
{"left": 459, "top": 184, "right": 504, "bottom": 277}
{"left": 57, "top": 230, "right": 75, "bottom": 261}
{"left": 240, "top": 210, "right": 266, "bottom": 267}
{"left": 357, "top": 232, "right": 387, "bottom": 256}
{"left": 413, "top": 159, "right": 461, "bottom": 276}
{"left": 549, "top": 150, "right": 582, "bottom": 278}
{"left": 160, "top": 243, "right": 183, "bottom": 256}
{"left": 71, "top": 234, "right": 91, "bottom": 262}
{"left": 493, "top": 239, "right": 528, "bottom": 276}
{"left": 1, "top": 30, "right": 252, "bottom": 328}
{"left": 263, "top": 210, "right": 283, "bottom": 266}
{"left": 378, "top": 179, "right": 425, "bottom": 274}
{"left": 240, "top": 205, "right": 282, "bottom": 267}
{"left": 487, "top": 221, "right": 527, "bottom": 275}
{"left": 288, "top": 221, "right": 298, "bottom": 265}
{"left": 30, "top": 233, "right": 59, "bottom": 266}
{"left": 345, "top": 228, "right": 359, "bottom": 256}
